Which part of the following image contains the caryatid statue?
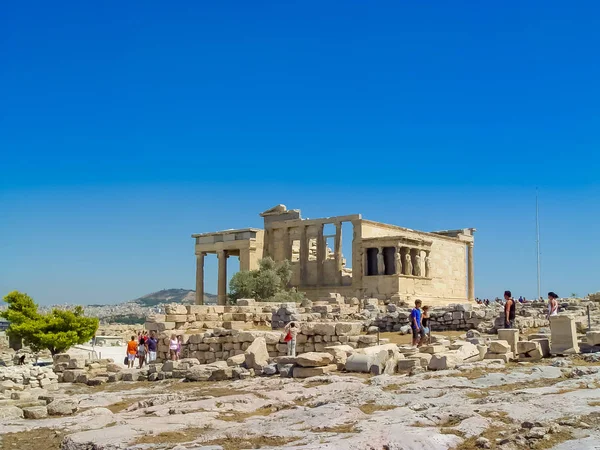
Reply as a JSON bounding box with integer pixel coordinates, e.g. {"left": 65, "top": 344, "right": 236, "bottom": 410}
{"left": 394, "top": 248, "right": 402, "bottom": 274}
{"left": 414, "top": 253, "right": 422, "bottom": 276}
{"left": 377, "top": 248, "right": 385, "bottom": 275}
{"left": 425, "top": 254, "right": 431, "bottom": 277}
{"left": 404, "top": 252, "right": 413, "bottom": 275}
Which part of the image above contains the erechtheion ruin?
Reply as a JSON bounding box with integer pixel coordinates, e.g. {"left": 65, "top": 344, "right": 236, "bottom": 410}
{"left": 193, "top": 205, "right": 475, "bottom": 306}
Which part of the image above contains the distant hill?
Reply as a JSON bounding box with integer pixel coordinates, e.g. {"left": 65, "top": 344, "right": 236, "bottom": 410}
{"left": 132, "top": 289, "right": 217, "bottom": 307}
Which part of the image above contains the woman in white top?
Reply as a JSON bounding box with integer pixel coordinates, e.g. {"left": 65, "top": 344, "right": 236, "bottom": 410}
{"left": 169, "top": 334, "right": 179, "bottom": 361}
{"left": 547, "top": 292, "right": 559, "bottom": 319}
{"left": 284, "top": 321, "right": 298, "bottom": 357}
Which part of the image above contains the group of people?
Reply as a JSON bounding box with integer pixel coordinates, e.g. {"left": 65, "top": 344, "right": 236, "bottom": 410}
{"left": 126, "top": 330, "right": 159, "bottom": 369}
{"left": 407, "top": 290, "right": 561, "bottom": 347}
{"left": 125, "top": 290, "right": 563, "bottom": 366}
{"left": 503, "top": 290, "right": 559, "bottom": 328}
{"left": 409, "top": 299, "right": 431, "bottom": 347}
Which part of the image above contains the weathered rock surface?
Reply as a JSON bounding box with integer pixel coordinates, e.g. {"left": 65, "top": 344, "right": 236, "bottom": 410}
{"left": 244, "top": 337, "right": 269, "bottom": 370}
{"left": 47, "top": 398, "right": 79, "bottom": 415}
{"left": 295, "top": 352, "right": 334, "bottom": 368}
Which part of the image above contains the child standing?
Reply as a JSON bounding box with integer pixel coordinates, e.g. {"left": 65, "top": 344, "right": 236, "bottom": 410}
{"left": 410, "top": 299, "right": 423, "bottom": 347}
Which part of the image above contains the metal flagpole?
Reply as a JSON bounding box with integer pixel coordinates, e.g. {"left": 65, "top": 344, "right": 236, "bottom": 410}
{"left": 536, "top": 188, "right": 541, "bottom": 300}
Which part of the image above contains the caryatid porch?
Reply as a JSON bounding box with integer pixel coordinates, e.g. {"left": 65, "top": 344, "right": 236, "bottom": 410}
{"left": 192, "top": 228, "right": 264, "bottom": 305}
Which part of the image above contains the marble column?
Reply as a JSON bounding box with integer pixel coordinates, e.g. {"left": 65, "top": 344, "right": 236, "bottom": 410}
{"left": 300, "top": 225, "right": 308, "bottom": 286}
{"left": 394, "top": 247, "right": 402, "bottom": 275}
{"left": 334, "top": 222, "right": 343, "bottom": 285}
{"left": 316, "top": 224, "right": 325, "bottom": 286}
{"left": 377, "top": 247, "right": 385, "bottom": 275}
{"left": 195, "top": 252, "right": 205, "bottom": 305}
{"left": 217, "top": 250, "right": 228, "bottom": 305}
{"left": 283, "top": 227, "right": 292, "bottom": 261}
{"left": 350, "top": 220, "right": 363, "bottom": 288}
{"left": 467, "top": 242, "right": 475, "bottom": 301}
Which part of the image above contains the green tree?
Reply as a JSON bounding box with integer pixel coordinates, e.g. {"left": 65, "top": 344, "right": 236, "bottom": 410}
{"left": 1, "top": 291, "right": 99, "bottom": 355}
{"left": 228, "top": 258, "right": 303, "bottom": 303}
{"left": 228, "top": 270, "right": 256, "bottom": 300}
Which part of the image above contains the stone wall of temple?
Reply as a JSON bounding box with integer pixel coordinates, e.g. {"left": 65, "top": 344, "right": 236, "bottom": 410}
{"left": 153, "top": 323, "right": 373, "bottom": 364}
{"left": 358, "top": 221, "right": 470, "bottom": 303}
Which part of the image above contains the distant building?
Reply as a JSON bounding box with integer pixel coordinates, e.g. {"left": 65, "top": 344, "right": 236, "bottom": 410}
{"left": 193, "top": 204, "right": 475, "bottom": 306}
{"left": 0, "top": 320, "right": 9, "bottom": 332}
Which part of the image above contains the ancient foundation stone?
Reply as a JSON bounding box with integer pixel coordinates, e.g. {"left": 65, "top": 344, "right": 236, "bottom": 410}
{"left": 550, "top": 316, "right": 579, "bottom": 355}
{"left": 498, "top": 329, "right": 519, "bottom": 355}
{"left": 293, "top": 364, "right": 337, "bottom": 378}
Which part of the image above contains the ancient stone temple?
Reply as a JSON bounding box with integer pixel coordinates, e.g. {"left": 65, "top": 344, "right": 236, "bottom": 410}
{"left": 193, "top": 205, "right": 475, "bottom": 306}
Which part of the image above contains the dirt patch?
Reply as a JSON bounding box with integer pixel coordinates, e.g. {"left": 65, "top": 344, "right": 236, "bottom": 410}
{"left": 304, "top": 379, "right": 332, "bottom": 388}
{"left": 105, "top": 397, "right": 145, "bottom": 413}
{"left": 216, "top": 405, "right": 281, "bottom": 422}
{"left": 136, "top": 426, "right": 212, "bottom": 445}
{"left": 382, "top": 383, "right": 405, "bottom": 392}
{"left": 200, "top": 435, "right": 298, "bottom": 450}
{"left": 452, "top": 425, "right": 573, "bottom": 450}
{"left": 0, "top": 428, "right": 65, "bottom": 450}
{"left": 358, "top": 403, "right": 397, "bottom": 414}
{"left": 308, "top": 423, "right": 357, "bottom": 433}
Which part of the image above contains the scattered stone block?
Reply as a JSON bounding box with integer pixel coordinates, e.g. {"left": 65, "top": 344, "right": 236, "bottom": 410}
{"left": 428, "top": 353, "right": 461, "bottom": 370}
{"left": 244, "top": 337, "right": 269, "bottom": 370}
{"left": 0, "top": 406, "right": 24, "bottom": 419}
{"left": 498, "top": 329, "right": 519, "bottom": 355}
{"left": 484, "top": 352, "right": 513, "bottom": 363}
{"left": 87, "top": 377, "right": 106, "bottom": 387}
{"left": 108, "top": 373, "right": 123, "bottom": 382}
{"left": 296, "top": 352, "right": 334, "bottom": 368}
{"left": 47, "top": 399, "right": 78, "bottom": 416}
{"left": 587, "top": 331, "right": 600, "bottom": 346}
{"left": 398, "top": 359, "right": 420, "bottom": 371}
{"left": 277, "top": 363, "right": 294, "bottom": 378}
{"left": 489, "top": 340, "right": 511, "bottom": 354}
{"left": 455, "top": 342, "right": 480, "bottom": 361}
{"left": 53, "top": 354, "right": 70, "bottom": 364}
{"left": 531, "top": 338, "right": 551, "bottom": 358}
{"left": 421, "top": 345, "right": 446, "bottom": 354}
{"left": 23, "top": 406, "right": 48, "bottom": 419}
{"left": 293, "top": 364, "right": 337, "bottom": 378}
{"left": 410, "top": 353, "right": 432, "bottom": 367}
{"left": 550, "top": 316, "right": 580, "bottom": 355}
{"left": 335, "top": 322, "right": 362, "bottom": 336}
{"left": 122, "top": 371, "right": 139, "bottom": 382}
{"left": 226, "top": 354, "right": 246, "bottom": 366}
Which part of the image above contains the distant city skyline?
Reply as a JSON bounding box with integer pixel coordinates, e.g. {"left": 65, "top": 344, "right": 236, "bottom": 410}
{"left": 1, "top": 2, "right": 599, "bottom": 305}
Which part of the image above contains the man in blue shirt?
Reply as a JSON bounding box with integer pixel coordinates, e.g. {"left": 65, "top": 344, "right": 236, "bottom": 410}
{"left": 147, "top": 331, "right": 158, "bottom": 362}
{"left": 410, "top": 299, "right": 423, "bottom": 347}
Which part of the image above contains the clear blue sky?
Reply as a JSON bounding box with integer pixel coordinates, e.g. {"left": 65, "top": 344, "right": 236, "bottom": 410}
{"left": 1, "top": 2, "right": 598, "bottom": 305}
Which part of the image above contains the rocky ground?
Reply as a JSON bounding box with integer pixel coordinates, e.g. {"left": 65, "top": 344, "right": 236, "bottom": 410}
{"left": 2, "top": 355, "right": 600, "bottom": 450}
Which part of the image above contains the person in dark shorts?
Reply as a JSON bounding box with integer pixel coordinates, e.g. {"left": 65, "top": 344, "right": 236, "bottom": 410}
{"left": 421, "top": 305, "right": 431, "bottom": 345}
{"left": 410, "top": 299, "right": 423, "bottom": 347}
{"left": 504, "top": 290, "right": 516, "bottom": 328}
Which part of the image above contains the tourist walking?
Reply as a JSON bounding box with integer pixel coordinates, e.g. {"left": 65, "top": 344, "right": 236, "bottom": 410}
{"left": 126, "top": 336, "right": 138, "bottom": 369}
{"left": 421, "top": 305, "right": 431, "bottom": 345}
{"left": 147, "top": 331, "right": 158, "bottom": 362}
{"left": 137, "top": 336, "right": 147, "bottom": 369}
{"left": 547, "top": 292, "right": 559, "bottom": 319}
{"left": 176, "top": 335, "right": 183, "bottom": 360}
{"left": 504, "top": 290, "right": 516, "bottom": 328}
{"left": 169, "top": 334, "right": 179, "bottom": 361}
{"left": 284, "top": 321, "right": 298, "bottom": 357}
{"left": 410, "top": 299, "right": 424, "bottom": 347}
